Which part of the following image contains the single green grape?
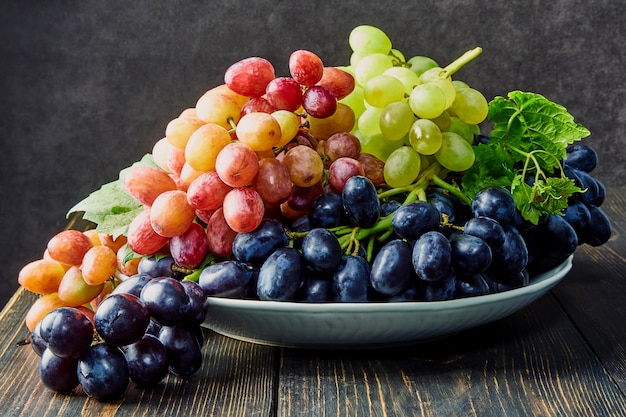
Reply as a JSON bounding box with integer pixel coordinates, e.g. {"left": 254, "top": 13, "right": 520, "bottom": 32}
{"left": 349, "top": 25, "right": 392, "bottom": 55}
{"left": 435, "top": 131, "right": 475, "bottom": 172}
{"left": 339, "top": 85, "right": 366, "bottom": 121}
{"left": 358, "top": 106, "right": 384, "bottom": 136}
{"left": 430, "top": 78, "right": 456, "bottom": 109}
{"left": 363, "top": 75, "right": 406, "bottom": 108}
{"left": 354, "top": 53, "right": 394, "bottom": 86}
{"left": 430, "top": 111, "right": 451, "bottom": 131}
{"left": 419, "top": 67, "right": 444, "bottom": 83}
{"left": 446, "top": 117, "right": 475, "bottom": 144}
{"left": 448, "top": 87, "right": 488, "bottom": 125}
{"left": 383, "top": 66, "right": 421, "bottom": 95}
{"left": 379, "top": 101, "right": 415, "bottom": 141}
{"left": 407, "top": 56, "right": 439, "bottom": 76}
{"left": 383, "top": 146, "right": 421, "bottom": 188}
{"left": 408, "top": 83, "right": 447, "bottom": 119}
{"left": 409, "top": 118, "right": 443, "bottom": 155}
{"left": 389, "top": 48, "right": 406, "bottom": 65}
{"left": 359, "top": 132, "right": 404, "bottom": 162}
{"left": 452, "top": 80, "right": 470, "bottom": 91}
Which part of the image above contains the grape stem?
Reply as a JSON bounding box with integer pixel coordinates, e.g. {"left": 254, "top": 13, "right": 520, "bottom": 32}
{"left": 439, "top": 47, "right": 482, "bottom": 79}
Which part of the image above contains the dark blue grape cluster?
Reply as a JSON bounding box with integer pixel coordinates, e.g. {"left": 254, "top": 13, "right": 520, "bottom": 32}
{"left": 31, "top": 261, "right": 209, "bottom": 401}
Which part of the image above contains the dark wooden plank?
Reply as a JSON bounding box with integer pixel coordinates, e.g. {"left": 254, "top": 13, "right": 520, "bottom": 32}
{"left": 0, "top": 289, "right": 278, "bottom": 417}
{"left": 552, "top": 185, "right": 626, "bottom": 394}
{"left": 279, "top": 270, "right": 626, "bottom": 415}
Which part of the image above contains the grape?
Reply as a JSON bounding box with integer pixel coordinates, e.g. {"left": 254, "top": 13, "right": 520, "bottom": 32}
{"left": 450, "top": 234, "right": 492, "bottom": 273}
{"left": 358, "top": 106, "right": 384, "bottom": 136}
{"left": 307, "top": 102, "right": 356, "bottom": 140}
{"left": 363, "top": 75, "right": 405, "bottom": 108}
{"left": 240, "top": 97, "right": 275, "bottom": 115}
{"left": 123, "top": 334, "right": 169, "bottom": 387}
{"left": 282, "top": 144, "right": 324, "bottom": 187}
{"left": 302, "top": 85, "right": 337, "bottom": 118}
{"left": 409, "top": 83, "right": 447, "bottom": 119}
{"left": 111, "top": 273, "right": 152, "bottom": 297}
{"left": 257, "top": 247, "right": 304, "bottom": 301}
{"left": 39, "top": 307, "right": 93, "bottom": 358}
{"left": 333, "top": 256, "right": 370, "bottom": 302}
{"left": 178, "top": 162, "right": 204, "bottom": 191}
{"left": 222, "top": 187, "right": 265, "bottom": 233}
{"left": 324, "top": 132, "right": 361, "bottom": 163}
{"left": 297, "top": 278, "right": 332, "bottom": 303}
{"left": 379, "top": 101, "right": 415, "bottom": 141}
{"left": 409, "top": 118, "right": 442, "bottom": 155}
{"left": 150, "top": 190, "right": 196, "bottom": 238}
{"left": 251, "top": 157, "right": 292, "bottom": 205}
{"left": 77, "top": 343, "right": 129, "bottom": 402}
{"left": 199, "top": 260, "right": 255, "bottom": 298}
{"left": 357, "top": 153, "right": 385, "bottom": 187}
{"left": 562, "top": 200, "right": 591, "bottom": 234}
{"left": 370, "top": 239, "right": 414, "bottom": 296}
{"left": 418, "top": 269, "right": 457, "bottom": 301}
{"left": 123, "top": 166, "right": 178, "bottom": 206}
{"left": 46, "top": 230, "right": 92, "bottom": 266}
{"left": 25, "top": 292, "right": 65, "bottom": 332}
{"left": 195, "top": 91, "right": 242, "bottom": 129}
{"left": 392, "top": 201, "right": 440, "bottom": 240}
{"left": 224, "top": 57, "right": 275, "bottom": 98}
{"left": 471, "top": 187, "right": 516, "bottom": 224}
{"left": 354, "top": 53, "right": 394, "bottom": 85}
{"left": 578, "top": 204, "right": 612, "bottom": 246}
{"left": 342, "top": 175, "right": 380, "bottom": 228}
{"left": 39, "top": 348, "right": 80, "bottom": 394}
{"left": 205, "top": 207, "right": 238, "bottom": 257}
{"left": 169, "top": 222, "right": 209, "bottom": 270}
{"left": 308, "top": 192, "right": 348, "bottom": 228}
{"left": 265, "top": 77, "right": 303, "bottom": 111}
{"left": 407, "top": 55, "right": 439, "bottom": 76}
{"left": 94, "top": 293, "right": 150, "bottom": 346}
{"left": 456, "top": 273, "right": 490, "bottom": 298}
{"left": 573, "top": 168, "right": 601, "bottom": 206}
{"left": 383, "top": 66, "right": 421, "bottom": 95}
{"left": 565, "top": 143, "right": 598, "bottom": 173}
{"left": 137, "top": 255, "right": 181, "bottom": 279}
{"left": 434, "top": 131, "right": 475, "bottom": 172}
{"left": 488, "top": 224, "right": 529, "bottom": 276}
{"left": 184, "top": 123, "right": 232, "bottom": 172}
{"left": 140, "top": 277, "right": 190, "bottom": 326}
{"left": 58, "top": 266, "right": 104, "bottom": 307}
{"left": 463, "top": 216, "right": 506, "bottom": 247}
{"left": 18, "top": 259, "right": 65, "bottom": 295}
{"left": 81, "top": 245, "right": 117, "bottom": 286}
{"left": 181, "top": 280, "right": 208, "bottom": 324}
{"left": 232, "top": 219, "right": 289, "bottom": 265}
{"left": 165, "top": 116, "right": 206, "bottom": 150}
{"left": 235, "top": 112, "right": 282, "bottom": 152}
{"left": 447, "top": 117, "right": 475, "bottom": 143}
{"left": 412, "top": 231, "right": 452, "bottom": 282}
{"left": 317, "top": 67, "right": 355, "bottom": 100}
{"left": 349, "top": 25, "right": 392, "bottom": 55}
{"left": 328, "top": 157, "right": 364, "bottom": 192}
{"left": 448, "top": 87, "right": 488, "bottom": 124}
{"left": 215, "top": 142, "right": 260, "bottom": 187}
{"left": 30, "top": 321, "right": 47, "bottom": 356}
{"left": 339, "top": 84, "right": 366, "bottom": 119}
{"left": 186, "top": 170, "right": 232, "bottom": 211}
{"left": 427, "top": 195, "right": 456, "bottom": 223}
{"left": 271, "top": 110, "right": 300, "bottom": 146}
{"left": 384, "top": 146, "right": 421, "bottom": 188}
{"left": 158, "top": 325, "right": 203, "bottom": 378}
{"left": 301, "top": 228, "right": 342, "bottom": 273}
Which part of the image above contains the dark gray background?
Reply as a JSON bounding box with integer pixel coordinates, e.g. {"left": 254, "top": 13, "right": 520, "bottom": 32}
{"left": 1, "top": 0, "right": 624, "bottom": 308}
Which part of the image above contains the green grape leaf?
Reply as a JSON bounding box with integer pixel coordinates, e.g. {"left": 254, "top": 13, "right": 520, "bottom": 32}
{"left": 67, "top": 154, "right": 158, "bottom": 238}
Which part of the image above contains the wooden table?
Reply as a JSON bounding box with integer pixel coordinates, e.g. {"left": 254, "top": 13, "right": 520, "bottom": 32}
{"left": 1, "top": 187, "right": 624, "bottom": 417}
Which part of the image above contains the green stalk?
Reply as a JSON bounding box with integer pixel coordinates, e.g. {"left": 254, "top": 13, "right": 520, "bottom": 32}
{"left": 440, "top": 47, "right": 483, "bottom": 78}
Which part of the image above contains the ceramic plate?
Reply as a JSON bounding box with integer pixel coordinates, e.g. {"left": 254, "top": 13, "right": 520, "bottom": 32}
{"left": 202, "top": 255, "right": 573, "bottom": 348}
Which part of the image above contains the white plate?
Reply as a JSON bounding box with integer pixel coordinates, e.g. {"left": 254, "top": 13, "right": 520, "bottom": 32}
{"left": 202, "top": 255, "right": 573, "bottom": 348}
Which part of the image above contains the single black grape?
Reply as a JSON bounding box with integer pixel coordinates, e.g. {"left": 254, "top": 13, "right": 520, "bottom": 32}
{"left": 342, "top": 175, "right": 380, "bottom": 228}
{"left": 111, "top": 273, "right": 153, "bottom": 297}
{"left": 333, "top": 255, "right": 370, "bottom": 302}
{"left": 309, "top": 192, "right": 348, "bottom": 228}
{"left": 450, "top": 234, "right": 492, "bottom": 274}
{"left": 370, "top": 239, "right": 414, "bottom": 296}
{"left": 30, "top": 321, "right": 47, "bottom": 357}
{"left": 39, "top": 348, "right": 79, "bottom": 394}
{"left": 487, "top": 224, "right": 529, "bottom": 276}
{"left": 95, "top": 293, "right": 150, "bottom": 346}
{"left": 181, "top": 280, "right": 208, "bottom": 324}
{"left": 140, "top": 277, "right": 191, "bottom": 326}
{"left": 199, "top": 260, "right": 255, "bottom": 298}
{"left": 392, "top": 201, "right": 440, "bottom": 239}
{"left": 138, "top": 255, "right": 183, "bottom": 279}
{"left": 578, "top": 204, "right": 612, "bottom": 246}
{"left": 417, "top": 268, "right": 457, "bottom": 301}
{"left": 456, "top": 273, "right": 490, "bottom": 298}
{"left": 471, "top": 187, "right": 516, "bottom": 224}
{"left": 296, "top": 277, "right": 333, "bottom": 303}
{"left": 77, "top": 343, "right": 129, "bottom": 402}
{"left": 158, "top": 325, "right": 203, "bottom": 378}
{"left": 565, "top": 143, "right": 598, "bottom": 173}
{"left": 379, "top": 199, "right": 402, "bottom": 217}
{"left": 463, "top": 216, "right": 506, "bottom": 247}
{"left": 123, "top": 334, "right": 169, "bottom": 387}
{"left": 257, "top": 246, "right": 304, "bottom": 301}
{"left": 232, "top": 219, "right": 288, "bottom": 265}
{"left": 412, "top": 231, "right": 452, "bottom": 282}
{"left": 39, "top": 307, "right": 93, "bottom": 359}
{"left": 301, "top": 228, "right": 342, "bottom": 273}
{"left": 562, "top": 200, "right": 591, "bottom": 234}
{"left": 427, "top": 195, "right": 456, "bottom": 223}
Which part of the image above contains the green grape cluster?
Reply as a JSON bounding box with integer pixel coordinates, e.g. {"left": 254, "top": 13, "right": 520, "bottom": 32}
{"left": 339, "top": 25, "right": 488, "bottom": 187}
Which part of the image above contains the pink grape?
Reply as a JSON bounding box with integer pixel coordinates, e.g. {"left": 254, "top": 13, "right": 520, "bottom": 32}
{"left": 222, "top": 187, "right": 265, "bottom": 233}
{"left": 289, "top": 50, "right": 324, "bottom": 87}
{"left": 215, "top": 142, "right": 260, "bottom": 187}
{"left": 302, "top": 86, "right": 337, "bottom": 118}
{"left": 328, "top": 157, "right": 365, "bottom": 192}
{"left": 225, "top": 57, "right": 276, "bottom": 98}
{"left": 317, "top": 67, "right": 355, "bottom": 100}
{"left": 251, "top": 158, "right": 292, "bottom": 205}
{"left": 186, "top": 171, "right": 232, "bottom": 211}
{"left": 123, "top": 166, "right": 178, "bottom": 207}
{"left": 241, "top": 97, "right": 276, "bottom": 115}
{"left": 282, "top": 144, "right": 324, "bottom": 187}
{"left": 357, "top": 153, "right": 385, "bottom": 187}
{"left": 169, "top": 222, "right": 209, "bottom": 269}
{"left": 324, "top": 132, "right": 361, "bottom": 163}
{"left": 205, "top": 208, "right": 237, "bottom": 258}
{"left": 127, "top": 209, "right": 168, "bottom": 255}
{"left": 150, "top": 190, "right": 196, "bottom": 238}
{"left": 287, "top": 182, "right": 324, "bottom": 212}
{"left": 265, "top": 77, "right": 303, "bottom": 112}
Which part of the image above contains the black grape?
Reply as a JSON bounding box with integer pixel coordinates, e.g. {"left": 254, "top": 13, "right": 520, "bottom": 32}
{"left": 308, "top": 192, "right": 348, "bottom": 228}
{"left": 562, "top": 200, "right": 591, "bottom": 234}
{"left": 342, "top": 175, "right": 380, "bottom": 228}
{"left": 456, "top": 273, "right": 490, "bottom": 298}
{"left": 77, "top": 343, "right": 129, "bottom": 402}
{"left": 578, "top": 205, "right": 612, "bottom": 246}
{"left": 140, "top": 277, "right": 191, "bottom": 327}
{"left": 232, "top": 219, "right": 288, "bottom": 265}
{"left": 487, "top": 224, "right": 529, "bottom": 276}
{"left": 333, "top": 255, "right": 370, "bottom": 302}
{"left": 95, "top": 293, "right": 150, "bottom": 346}
{"left": 137, "top": 255, "right": 183, "bottom": 279}
{"left": 463, "top": 216, "right": 506, "bottom": 247}
{"left": 181, "top": 280, "right": 208, "bottom": 324}
{"left": 39, "top": 348, "right": 79, "bottom": 394}
{"left": 296, "top": 277, "right": 333, "bottom": 302}
{"left": 412, "top": 231, "right": 452, "bottom": 282}
{"left": 565, "top": 143, "right": 598, "bottom": 173}
{"left": 30, "top": 321, "right": 47, "bottom": 357}
{"left": 158, "top": 325, "right": 203, "bottom": 378}
{"left": 199, "top": 260, "right": 255, "bottom": 298}
{"left": 301, "top": 228, "right": 342, "bottom": 273}
{"left": 111, "top": 273, "right": 153, "bottom": 297}
{"left": 123, "top": 334, "right": 169, "bottom": 387}
{"left": 449, "top": 234, "right": 492, "bottom": 274}
{"left": 417, "top": 268, "right": 456, "bottom": 301}
{"left": 470, "top": 187, "right": 516, "bottom": 224}
{"left": 39, "top": 307, "right": 93, "bottom": 359}
{"left": 392, "top": 201, "right": 440, "bottom": 239}
{"left": 257, "top": 246, "right": 304, "bottom": 301}
{"left": 379, "top": 199, "right": 402, "bottom": 217}
{"left": 427, "top": 195, "right": 456, "bottom": 223}
{"left": 369, "top": 239, "right": 414, "bottom": 296}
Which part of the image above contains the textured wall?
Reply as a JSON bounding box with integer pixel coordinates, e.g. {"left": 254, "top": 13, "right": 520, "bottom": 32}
{"left": 1, "top": 0, "right": 624, "bottom": 308}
